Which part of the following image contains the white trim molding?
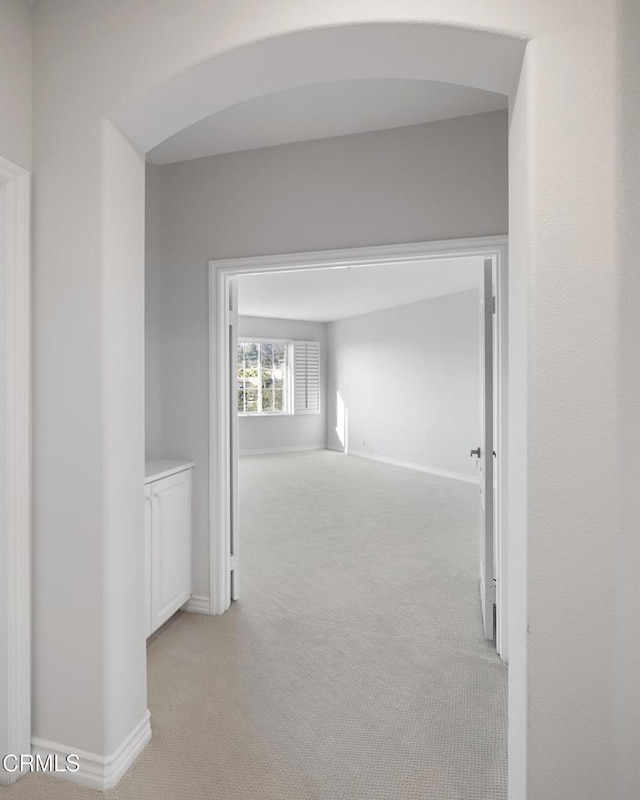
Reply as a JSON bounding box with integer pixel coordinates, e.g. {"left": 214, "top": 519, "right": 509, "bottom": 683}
{"left": 342, "top": 448, "right": 480, "bottom": 485}
{"left": 31, "top": 711, "right": 151, "bottom": 792}
{"left": 209, "top": 236, "right": 508, "bottom": 276}
{"left": 183, "top": 595, "right": 211, "bottom": 614}
{"left": 209, "top": 236, "right": 509, "bottom": 656}
{"left": 239, "top": 444, "right": 326, "bottom": 457}
{"left": 0, "top": 156, "right": 31, "bottom": 786}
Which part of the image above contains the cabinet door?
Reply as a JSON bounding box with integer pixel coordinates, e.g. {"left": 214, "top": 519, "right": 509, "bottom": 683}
{"left": 144, "top": 485, "right": 153, "bottom": 637}
{"left": 150, "top": 470, "right": 192, "bottom": 633}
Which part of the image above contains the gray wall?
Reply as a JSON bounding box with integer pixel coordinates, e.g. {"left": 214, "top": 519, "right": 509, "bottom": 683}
{"left": 145, "top": 110, "right": 508, "bottom": 597}
{"left": 327, "top": 291, "right": 479, "bottom": 479}
{"left": 237, "top": 315, "right": 327, "bottom": 453}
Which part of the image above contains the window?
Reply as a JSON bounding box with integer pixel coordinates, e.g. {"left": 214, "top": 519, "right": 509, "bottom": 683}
{"left": 237, "top": 340, "right": 288, "bottom": 415}
{"left": 237, "top": 338, "right": 321, "bottom": 416}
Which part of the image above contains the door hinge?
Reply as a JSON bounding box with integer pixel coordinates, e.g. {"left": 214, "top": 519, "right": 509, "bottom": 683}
{"left": 229, "top": 554, "right": 238, "bottom": 571}
{"left": 492, "top": 296, "right": 496, "bottom": 314}
{"left": 491, "top": 577, "right": 497, "bottom": 604}
{"left": 227, "top": 309, "right": 238, "bottom": 326}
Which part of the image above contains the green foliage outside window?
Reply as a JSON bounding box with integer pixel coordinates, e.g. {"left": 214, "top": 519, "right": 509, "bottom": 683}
{"left": 237, "top": 341, "right": 287, "bottom": 414}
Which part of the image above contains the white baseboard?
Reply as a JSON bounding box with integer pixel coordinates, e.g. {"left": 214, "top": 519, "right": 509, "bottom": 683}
{"left": 239, "top": 444, "right": 326, "bottom": 456}
{"left": 346, "top": 448, "right": 479, "bottom": 485}
{"left": 31, "top": 710, "right": 151, "bottom": 791}
{"left": 183, "top": 594, "right": 211, "bottom": 614}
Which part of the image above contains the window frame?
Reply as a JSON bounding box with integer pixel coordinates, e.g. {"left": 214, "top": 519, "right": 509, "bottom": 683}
{"left": 237, "top": 337, "right": 293, "bottom": 417}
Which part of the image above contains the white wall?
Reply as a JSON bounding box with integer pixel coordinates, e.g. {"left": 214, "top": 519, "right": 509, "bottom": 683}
{"left": 0, "top": 181, "right": 8, "bottom": 777}
{"left": 326, "top": 291, "right": 479, "bottom": 480}
{"left": 101, "top": 121, "right": 148, "bottom": 756}
{"left": 29, "top": 3, "right": 640, "bottom": 797}
{"left": 0, "top": 0, "right": 31, "bottom": 169}
{"left": 0, "top": 1, "right": 30, "bottom": 782}
{"left": 145, "top": 111, "right": 507, "bottom": 600}
{"left": 237, "top": 315, "right": 327, "bottom": 453}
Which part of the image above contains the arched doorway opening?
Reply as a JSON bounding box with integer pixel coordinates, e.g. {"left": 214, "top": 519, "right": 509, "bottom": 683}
{"left": 107, "top": 19, "right": 526, "bottom": 798}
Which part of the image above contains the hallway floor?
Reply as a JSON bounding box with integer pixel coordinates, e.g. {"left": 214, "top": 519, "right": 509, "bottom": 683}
{"left": 7, "top": 450, "right": 506, "bottom": 799}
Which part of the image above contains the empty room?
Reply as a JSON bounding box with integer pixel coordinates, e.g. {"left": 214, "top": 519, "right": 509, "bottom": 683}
{"left": 230, "top": 258, "right": 508, "bottom": 796}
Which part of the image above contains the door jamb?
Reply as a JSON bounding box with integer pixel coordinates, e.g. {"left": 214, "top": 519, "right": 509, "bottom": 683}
{"left": 0, "top": 156, "right": 31, "bottom": 784}
{"left": 208, "top": 235, "right": 509, "bottom": 659}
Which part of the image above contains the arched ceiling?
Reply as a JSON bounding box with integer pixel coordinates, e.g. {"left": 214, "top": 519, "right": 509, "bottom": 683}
{"left": 111, "top": 23, "right": 524, "bottom": 155}
{"left": 147, "top": 78, "right": 507, "bottom": 165}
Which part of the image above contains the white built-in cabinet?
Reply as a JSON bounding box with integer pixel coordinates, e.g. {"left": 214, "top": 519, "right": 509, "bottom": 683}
{"left": 144, "top": 460, "right": 194, "bottom": 637}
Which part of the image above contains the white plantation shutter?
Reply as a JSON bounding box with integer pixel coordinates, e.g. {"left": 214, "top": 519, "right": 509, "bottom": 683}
{"left": 293, "top": 341, "right": 321, "bottom": 414}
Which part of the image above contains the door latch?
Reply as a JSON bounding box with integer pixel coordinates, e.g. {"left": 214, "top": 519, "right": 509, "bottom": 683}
{"left": 470, "top": 447, "right": 481, "bottom": 458}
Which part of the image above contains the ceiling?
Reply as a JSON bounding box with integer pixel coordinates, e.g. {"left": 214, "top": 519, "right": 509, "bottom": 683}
{"left": 236, "top": 256, "right": 483, "bottom": 322}
{"left": 147, "top": 78, "right": 507, "bottom": 165}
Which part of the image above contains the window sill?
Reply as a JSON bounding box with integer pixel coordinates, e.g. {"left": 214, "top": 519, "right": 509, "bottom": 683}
{"left": 238, "top": 412, "right": 292, "bottom": 418}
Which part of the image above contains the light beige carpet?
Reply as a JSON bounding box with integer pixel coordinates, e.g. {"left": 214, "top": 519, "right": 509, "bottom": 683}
{"left": 5, "top": 450, "right": 507, "bottom": 799}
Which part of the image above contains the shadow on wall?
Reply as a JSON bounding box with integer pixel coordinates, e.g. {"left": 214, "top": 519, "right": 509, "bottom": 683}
{"left": 336, "top": 391, "right": 349, "bottom": 452}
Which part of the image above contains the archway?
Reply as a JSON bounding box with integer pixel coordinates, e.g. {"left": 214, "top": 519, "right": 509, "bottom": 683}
{"left": 108, "top": 18, "right": 526, "bottom": 797}
{"left": 112, "top": 23, "right": 525, "bottom": 152}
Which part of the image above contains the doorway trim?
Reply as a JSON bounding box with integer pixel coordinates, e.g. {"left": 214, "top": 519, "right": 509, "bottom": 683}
{"left": 209, "top": 234, "right": 509, "bottom": 657}
{"left": 0, "top": 156, "right": 31, "bottom": 785}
